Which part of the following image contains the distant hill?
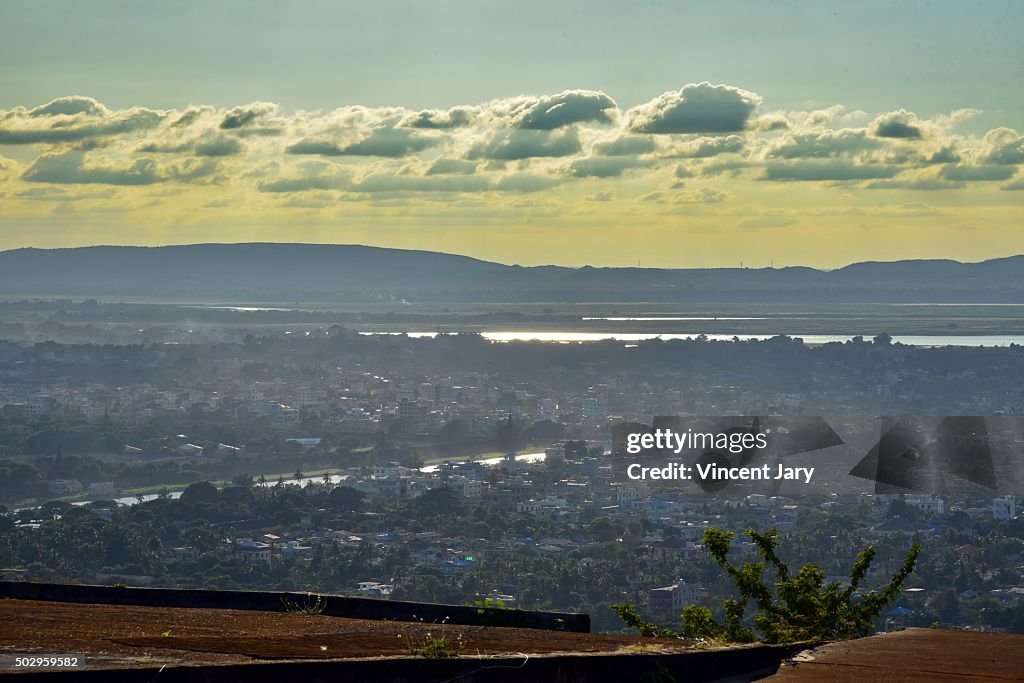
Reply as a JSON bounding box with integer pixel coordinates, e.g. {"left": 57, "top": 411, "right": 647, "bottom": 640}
{"left": 0, "top": 243, "right": 1021, "bottom": 303}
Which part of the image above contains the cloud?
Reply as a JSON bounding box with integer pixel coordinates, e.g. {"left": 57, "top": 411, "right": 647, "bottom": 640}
{"left": 401, "top": 107, "right": 476, "bottom": 129}
{"left": 467, "top": 128, "right": 582, "bottom": 160}
{"left": 592, "top": 135, "right": 657, "bottom": 156}
{"left": 171, "top": 106, "right": 215, "bottom": 128}
{"left": 864, "top": 178, "right": 965, "bottom": 190}
{"left": 257, "top": 166, "right": 352, "bottom": 193}
{"left": 1001, "top": 177, "right": 1024, "bottom": 191}
{"left": 674, "top": 164, "right": 695, "bottom": 179}
{"left": 769, "top": 129, "right": 880, "bottom": 159}
{"left": 426, "top": 158, "right": 479, "bottom": 175}
{"left": 493, "top": 173, "right": 563, "bottom": 193}
{"left": 219, "top": 102, "right": 277, "bottom": 129}
{"left": 0, "top": 97, "right": 165, "bottom": 144}
{"left": 938, "top": 164, "right": 1016, "bottom": 182}
{"left": 22, "top": 151, "right": 163, "bottom": 185}
{"left": 28, "top": 96, "right": 108, "bottom": 117}
{"left": 288, "top": 128, "right": 436, "bottom": 157}
{"left": 139, "top": 134, "right": 243, "bottom": 157}
{"left": 353, "top": 173, "right": 491, "bottom": 193}
{"left": 666, "top": 134, "right": 745, "bottom": 158}
{"left": 569, "top": 155, "right": 651, "bottom": 178}
{"left": 871, "top": 109, "right": 923, "bottom": 139}
{"left": 680, "top": 187, "right": 728, "bottom": 203}
{"left": 15, "top": 186, "right": 116, "bottom": 201}
{"left": 644, "top": 186, "right": 728, "bottom": 204}
{"left": 763, "top": 160, "right": 899, "bottom": 181}
{"left": 585, "top": 191, "right": 614, "bottom": 202}
{"left": 980, "top": 127, "right": 1024, "bottom": 164}
{"left": 926, "top": 145, "right": 961, "bottom": 164}
{"left": 700, "top": 159, "right": 750, "bottom": 177}
{"left": 194, "top": 136, "right": 244, "bottom": 157}
{"left": 511, "top": 90, "right": 617, "bottom": 130}
{"left": 748, "top": 113, "right": 790, "bottom": 131}
{"left": 167, "top": 158, "right": 222, "bottom": 183}
{"left": 627, "top": 82, "right": 761, "bottom": 134}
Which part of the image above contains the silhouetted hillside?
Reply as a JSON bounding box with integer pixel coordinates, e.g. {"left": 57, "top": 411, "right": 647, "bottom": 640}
{"left": 0, "top": 243, "right": 1022, "bottom": 303}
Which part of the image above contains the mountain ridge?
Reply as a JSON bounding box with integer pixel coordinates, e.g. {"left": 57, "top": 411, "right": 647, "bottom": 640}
{"left": 1, "top": 243, "right": 1021, "bottom": 303}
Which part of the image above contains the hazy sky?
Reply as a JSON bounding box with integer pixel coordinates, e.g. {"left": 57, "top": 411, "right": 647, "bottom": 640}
{"left": 1, "top": 0, "right": 1021, "bottom": 267}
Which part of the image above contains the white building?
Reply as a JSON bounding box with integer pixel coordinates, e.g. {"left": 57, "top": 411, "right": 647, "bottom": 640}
{"left": 906, "top": 495, "right": 944, "bottom": 517}
{"left": 463, "top": 479, "right": 485, "bottom": 498}
{"left": 993, "top": 496, "right": 1017, "bottom": 522}
{"left": 649, "top": 579, "right": 704, "bottom": 613}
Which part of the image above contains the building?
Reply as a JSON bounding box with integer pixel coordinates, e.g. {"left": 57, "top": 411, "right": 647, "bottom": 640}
{"left": 649, "top": 579, "right": 703, "bottom": 613}
{"left": 993, "top": 496, "right": 1017, "bottom": 522}
{"left": 906, "top": 495, "right": 944, "bottom": 517}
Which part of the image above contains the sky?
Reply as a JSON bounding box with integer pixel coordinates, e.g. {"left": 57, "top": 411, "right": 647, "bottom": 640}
{"left": 0, "top": 0, "right": 1021, "bottom": 268}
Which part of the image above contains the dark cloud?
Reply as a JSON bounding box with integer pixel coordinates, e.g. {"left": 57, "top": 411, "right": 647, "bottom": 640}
{"left": 700, "top": 159, "right": 750, "bottom": 177}
{"left": 627, "top": 82, "right": 761, "bottom": 134}
{"left": 22, "top": 151, "right": 162, "bottom": 185}
{"left": 926, "top": 146, "right": 961, "bottom": 164}
{"left": 1001, "top": 177, "right": 1024, "bottom": 191}
{"left": 0, "top": 105, "right": 164, "bottom": 144}
{"left": 513, "top": 90, "right": 617, "bottom": 130}
{"left": 467, "top": 128, "right": 581, "bottom": 160}
{"left": 285, "top": 139, "right": 344, "bottom": 156}
{"left": 168, "top": 158, "right": 221, "bottom": 182}
{"left": 763, "top": 160, "right": 899, "bottom": 181}
{"left": 171, "top": 106, "right": 213, "bottom": 128}
{"left": 194, "top": 136, "right": 243, "bottom": 157}
{"left": 219, "top": 102, "right": 276, "bottom": 129}
{"left": 872, "top": 110, "right": 923, "bottom": 139}
{"left": 287, "top": 128, "right": 435, "bottom": 157}
{"left": 426, "top": 158, "right": 479, "bottom": 175}
{"left": 140, "top": 135, "right": 243, "bottom": 157}
{"left": 401, "top": 107, "right": 475, "bottom": 129}
{"left": 592, "top": 135, "right": 656, "bottom": 156}
{"left": 938, "top": 164, "right": 1016, "bottom": 182}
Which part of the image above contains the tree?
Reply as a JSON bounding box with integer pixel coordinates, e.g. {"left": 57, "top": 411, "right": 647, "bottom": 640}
{"left": 180, "top": 481, "right": 219, "bottom": 504}
{"left": 328, "top": 486, "right": 365, "bottom": 512}
{"left": 614, "top": 527, "right": 921, "bottom": 644}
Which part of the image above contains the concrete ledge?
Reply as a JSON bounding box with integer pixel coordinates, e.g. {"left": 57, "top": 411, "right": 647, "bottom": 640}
{"left": 4, "top": 645, "right": 808, "bottom": 683}
{"left": 0, "top": 581, "right": 589, "bottom": 632}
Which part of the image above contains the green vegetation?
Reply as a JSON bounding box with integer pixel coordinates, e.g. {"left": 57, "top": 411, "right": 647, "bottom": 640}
{"left": 615, "top": 527, "right": 921, "bottom": 644}
{"left": 281, "top": 593, "right": 328, "bottom": 615}
{"left": 401, "top": 617, "right": 465, "bottom": 658}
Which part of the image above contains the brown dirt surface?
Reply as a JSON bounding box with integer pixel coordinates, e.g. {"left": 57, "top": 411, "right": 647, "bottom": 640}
{"left": 767, "top": 628, "right": 1024, "bottom": 682}
{"left": 0, "top": 598, "right": 694, "bottom": 669}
